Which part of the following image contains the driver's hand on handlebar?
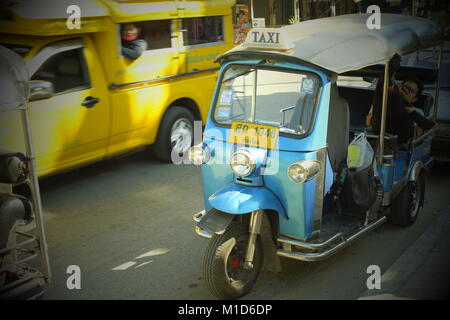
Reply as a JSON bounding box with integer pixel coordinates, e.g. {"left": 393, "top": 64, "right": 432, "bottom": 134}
{"left": 389, "top": 53, "right": 401, "bottom": 74}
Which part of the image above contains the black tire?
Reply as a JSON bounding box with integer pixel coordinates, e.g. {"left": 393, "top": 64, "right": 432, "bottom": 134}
{"left": 203, "top": 222, "right": 263, "bottom": 300}
{"left": 153, "top": 106, "right": 194, "bottom": 162}
{"left": 390, "top": 171, "right": 425, "bottom": 227}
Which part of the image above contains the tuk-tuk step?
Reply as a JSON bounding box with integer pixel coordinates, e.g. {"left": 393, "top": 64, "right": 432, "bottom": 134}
{"left": 277, "top": 216, "right": 387, "bottom": 262}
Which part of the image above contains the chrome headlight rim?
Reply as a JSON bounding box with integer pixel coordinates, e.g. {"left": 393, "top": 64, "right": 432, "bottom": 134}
{"left": 188, "top": 143, "right": 209, "bottom": 165}
{"left": 288, "top": 160, "right": 321, "bottom": 183}
{"left": 230, "top": 149, "right": 256, "bottom": 177}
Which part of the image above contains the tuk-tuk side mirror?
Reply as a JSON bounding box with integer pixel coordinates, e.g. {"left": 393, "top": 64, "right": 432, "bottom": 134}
{"left": 29, "top": 80, "right": 54, "bottom": 101}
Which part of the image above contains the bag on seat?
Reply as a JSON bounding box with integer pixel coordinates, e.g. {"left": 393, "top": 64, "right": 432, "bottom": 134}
{"left": 341, "top": 165, "right": 377, "bottom": 215}
{"left": 347, "top": 132, "right": 374, "bottom": 172}
{"left": 342, "top": 135, "right": 377, "bottom": 214}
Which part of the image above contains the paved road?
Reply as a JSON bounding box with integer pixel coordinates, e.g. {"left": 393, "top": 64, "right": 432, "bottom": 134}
{"left": 38, "top": 148, "right": 450, "bottom": 300}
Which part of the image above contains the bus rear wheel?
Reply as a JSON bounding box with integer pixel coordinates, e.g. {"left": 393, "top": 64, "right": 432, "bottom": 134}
{"left": 154, "top": 106, "right": 194, "bottom": 162}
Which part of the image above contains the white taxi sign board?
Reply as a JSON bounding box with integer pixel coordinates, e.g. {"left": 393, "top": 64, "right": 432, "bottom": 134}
{"left": 242, "top": 28, "right": 294, "bottom": 51}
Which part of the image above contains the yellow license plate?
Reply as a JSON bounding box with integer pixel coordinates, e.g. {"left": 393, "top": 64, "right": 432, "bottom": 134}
{"left": 227, "top": 122, "right": 279, "bottom": 149}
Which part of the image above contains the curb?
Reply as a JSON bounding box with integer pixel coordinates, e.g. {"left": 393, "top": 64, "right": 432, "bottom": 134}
{"left": 359, "top": 205, "right": 450, "bottom": 299}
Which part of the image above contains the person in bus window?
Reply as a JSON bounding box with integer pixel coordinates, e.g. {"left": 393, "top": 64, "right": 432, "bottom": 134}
{"left": 121, "top": 23, "right": 147, "bottom": 59}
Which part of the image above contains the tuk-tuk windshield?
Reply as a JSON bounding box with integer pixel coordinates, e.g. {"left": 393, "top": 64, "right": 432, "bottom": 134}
{"left": 214, "top": 65, "right": 321, "bottom": 135}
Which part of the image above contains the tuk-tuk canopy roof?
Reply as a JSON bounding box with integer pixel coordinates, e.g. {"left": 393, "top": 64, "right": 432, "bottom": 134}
{"left": 220, "top": 14, "right": 444, "bottom": 74}
{"left": 0, "top": 45, "right": 29, "bottom": 111}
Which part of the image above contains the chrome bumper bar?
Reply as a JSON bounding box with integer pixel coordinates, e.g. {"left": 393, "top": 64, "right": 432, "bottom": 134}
{"left": 277, "top": 216, "right": 387, "bottom": 262}
{"left": 192, "top": 210, "right": 213, "bottom": 239}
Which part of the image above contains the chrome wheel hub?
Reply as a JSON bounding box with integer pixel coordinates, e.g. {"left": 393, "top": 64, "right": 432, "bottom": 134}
{"left": 170, "top": 118, "right": 193, "bottom": 154}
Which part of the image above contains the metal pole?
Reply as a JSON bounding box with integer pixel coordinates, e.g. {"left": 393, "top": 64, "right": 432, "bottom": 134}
{"left": 20, "top": 105, "right": 51, "bottom": 283}
{"left": 378, "top": 60, "right": 390, "bottom": 165}
{"left": 250, "top": 69, "right": 257, "bottom": 122}
{"left": 331, "top": 0, "right": 336, "bottom": 16}
{"left": 432, "top": 45, "right": 443, "bottom": 121}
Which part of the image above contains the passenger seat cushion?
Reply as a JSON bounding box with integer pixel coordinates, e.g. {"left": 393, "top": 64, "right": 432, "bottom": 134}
{"left": 338, "top": 86, "right": 374, "bottom": 132}
{"left": 327, "top": 84, "right": 350, "bottom": 171}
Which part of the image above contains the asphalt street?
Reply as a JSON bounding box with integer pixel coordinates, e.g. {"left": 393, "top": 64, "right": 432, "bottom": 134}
{"left": 37, "top": 148, "right": 450, "bottom": 300}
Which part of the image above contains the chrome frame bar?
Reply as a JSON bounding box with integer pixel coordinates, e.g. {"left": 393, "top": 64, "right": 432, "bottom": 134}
{"left": 0, "top": 235, "right": 36, "bottom": 256}
{"left": 312, "top": 147, "right": 327, "bottom": 237}
{"left": 21, "top": 103, "right": 51, "bottom": 282}
{"left": 277, "top": 216, "right": 387, "bottom": 262}
{"left": 278, "top": 232, "right": 344, "bottom": 250}
{"left": 377, "top": 60, "right": 390, "bottom": 165}
{"left": 1, "top": 269, "right": 44, "bottom": 293}
{"left": 432, "top": 45, "right": 443, "bottom": 121}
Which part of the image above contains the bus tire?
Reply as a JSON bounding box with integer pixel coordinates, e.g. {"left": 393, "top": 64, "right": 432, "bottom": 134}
{"left": 153, "top": 106, "right": 194, "bottom": 162}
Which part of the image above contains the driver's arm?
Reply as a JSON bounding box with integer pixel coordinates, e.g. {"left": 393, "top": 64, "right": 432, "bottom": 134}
{"left": 405, "top": 107, "right": 435, "bottom": 131}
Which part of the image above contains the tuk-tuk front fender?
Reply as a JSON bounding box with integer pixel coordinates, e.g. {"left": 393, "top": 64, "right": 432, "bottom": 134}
{"left": 208, "top": 183, "right": 287, "bottom": 219}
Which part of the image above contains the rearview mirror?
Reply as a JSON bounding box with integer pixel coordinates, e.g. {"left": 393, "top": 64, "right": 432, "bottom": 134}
{"left": 29, "top": 80, "right": 54, "bottom": 101}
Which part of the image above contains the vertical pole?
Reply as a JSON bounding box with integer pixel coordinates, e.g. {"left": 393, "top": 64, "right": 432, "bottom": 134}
{"left": 21, "top": 105, "right": 51, "bottom": 283}
{"left": 331, "top": 0, "right": 336, "bottom": 16}
{"left": 250, "top": 69, "right": 257, "bottom": 122}
{"left": 433, "top": 45, "right": 443, "bottom": 121}
{"left": 378, "top": 60, "right": 390, "bottom": 165}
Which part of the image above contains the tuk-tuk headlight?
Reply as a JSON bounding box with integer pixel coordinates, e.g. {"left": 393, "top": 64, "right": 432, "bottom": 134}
{"left": 288, "top": 160, "right": 321, "bottom": 183}
{"left": 188, "top": 144, "right": 209, "bottom": 165}
{"left": 230, "top": 150, "right": 256, "bottom": 177}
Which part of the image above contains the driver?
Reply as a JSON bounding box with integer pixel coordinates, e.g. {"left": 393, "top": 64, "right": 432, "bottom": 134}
{"left": 367, "top": 54, "right": 435, "bottom": 143}
{"left": 121, "top": 23, "right": 148, "bottom": 60}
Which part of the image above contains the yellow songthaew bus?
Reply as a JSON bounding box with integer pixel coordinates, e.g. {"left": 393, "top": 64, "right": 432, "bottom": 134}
{"left": 0, "top": 0, "right": 235, "bottom": 176}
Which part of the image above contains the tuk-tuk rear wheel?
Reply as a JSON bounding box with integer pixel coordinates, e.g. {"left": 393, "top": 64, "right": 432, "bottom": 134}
{"left": 203, "top": 222, "right": 263, "bottom": 300}
{"left": 390, "top": 172, "right": 425, "bottom": 227}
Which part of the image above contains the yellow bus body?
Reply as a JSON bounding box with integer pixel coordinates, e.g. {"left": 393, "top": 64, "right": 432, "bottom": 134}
{"left": 0, "top": 0, "right": 235, "bottom": 176}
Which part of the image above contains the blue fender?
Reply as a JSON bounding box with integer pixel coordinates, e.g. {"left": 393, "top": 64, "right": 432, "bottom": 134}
{"left": 208, "top": 183, "right": 288, "bottom": 219}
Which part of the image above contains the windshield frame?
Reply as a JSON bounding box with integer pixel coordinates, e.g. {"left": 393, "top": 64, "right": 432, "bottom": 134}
{"left": 211, "top": 62, "right": 323, "bottom": 140}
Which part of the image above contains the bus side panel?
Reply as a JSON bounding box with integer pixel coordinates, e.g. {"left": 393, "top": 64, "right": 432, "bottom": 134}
{"left": 106, "top": 70, "right": 218, "bottom": 157}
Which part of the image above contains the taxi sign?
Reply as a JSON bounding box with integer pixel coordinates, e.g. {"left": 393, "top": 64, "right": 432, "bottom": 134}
{"left": 242, "top": 28, "right": 294, "bottom": 51}
{"left": 228, "top": 121, "right": 279, "bottom": 149}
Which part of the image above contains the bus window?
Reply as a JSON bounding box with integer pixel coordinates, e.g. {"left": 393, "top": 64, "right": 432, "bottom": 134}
{"left": 120, "top": 20, "right": 172, "bottom": 54}
{"left": 31, "top": 48, "right": 90, "bottom": 94}
{"left": 182, "top": 16, "right": 224, "bottom": 46}
{"left": 141, "top": 20, "right": 172, "bottom": 50}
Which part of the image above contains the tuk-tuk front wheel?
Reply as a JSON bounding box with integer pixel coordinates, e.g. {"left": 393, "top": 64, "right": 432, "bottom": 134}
{"left": 203, "top": 222, "right": 263, "bottom": 300}
{"left": 390, "top": 172, "right": 425, "bottom": 227}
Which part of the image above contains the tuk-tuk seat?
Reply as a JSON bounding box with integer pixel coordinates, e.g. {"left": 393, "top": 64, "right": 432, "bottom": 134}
{"left": 327, "top": 83, "right": 350, "bottom": 171}
{"left": 337, "top": 86, "right": 374, "bottom": 133}
{"left": 288, "top": 93, "right": 315, "bottom": 133}
{"left": 416, "top": 93, "right": 434, "bottom": 117}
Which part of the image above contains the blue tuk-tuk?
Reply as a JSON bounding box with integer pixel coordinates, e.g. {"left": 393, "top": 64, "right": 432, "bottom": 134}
{"left": 189, "top": 14, "right": 444, "bottom": 299}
